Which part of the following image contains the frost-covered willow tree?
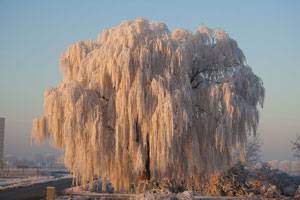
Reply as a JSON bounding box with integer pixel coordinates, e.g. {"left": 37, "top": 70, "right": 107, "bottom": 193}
{"left": 32, "top": 18, "right": 264, "bottom": 191}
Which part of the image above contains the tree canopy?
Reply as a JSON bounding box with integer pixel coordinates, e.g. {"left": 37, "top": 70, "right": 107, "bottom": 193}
{"left": 32, "top": 18, "right": 264, "bottom": 191}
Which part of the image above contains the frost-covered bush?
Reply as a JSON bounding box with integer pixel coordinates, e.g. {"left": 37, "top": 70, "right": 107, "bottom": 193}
{"left": 69, "top": 180, "right": 114, "bottom": 193}
{"left": 253, "top": 163, "right": 300, "bottom": 197}
{"left": 135, "top": 190, "right": 193, "bottom": 200}
{"left": 295, "top": 185, "right": 300, "bottom": 198}
{"left": 204, "top": 162, "right": 300, "bottom": 198}
{"left": 132, "top": 177, "right": 185, "bottom": 194}
{"left": 204, "top": 162, "right": 263, "bottom": 197}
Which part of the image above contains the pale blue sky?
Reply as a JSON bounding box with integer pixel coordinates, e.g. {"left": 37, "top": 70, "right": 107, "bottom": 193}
{"left": 0, "top": 0, "right": 299, "bottom": 161}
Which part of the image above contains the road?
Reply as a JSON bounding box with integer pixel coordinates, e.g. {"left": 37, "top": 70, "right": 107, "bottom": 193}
{"left": 0, "top": 178, "right": 72, "bottom": 200}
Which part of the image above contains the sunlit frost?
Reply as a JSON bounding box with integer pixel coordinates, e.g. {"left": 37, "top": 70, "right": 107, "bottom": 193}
{"left": 32, "top": 18, "right": 264, "bottom": 191}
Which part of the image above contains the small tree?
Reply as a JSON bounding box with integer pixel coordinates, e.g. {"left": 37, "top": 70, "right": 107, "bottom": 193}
{"left": 291, "top": 133, "right": 300, "bottom": 158}
{"left": 232, "top": 133, "right": 262, "bottom": 167}
{"left": 246, "top": 133, "right": 263, "bottom": 166}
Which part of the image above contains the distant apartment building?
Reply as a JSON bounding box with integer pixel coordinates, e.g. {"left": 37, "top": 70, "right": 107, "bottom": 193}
{"left": 0, "top": 118, "right": 4, "bottom": 168}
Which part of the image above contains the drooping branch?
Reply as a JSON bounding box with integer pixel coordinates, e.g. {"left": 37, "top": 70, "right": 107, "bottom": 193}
{"left": 32, "top": 18, "right": 264, "bottom": 192}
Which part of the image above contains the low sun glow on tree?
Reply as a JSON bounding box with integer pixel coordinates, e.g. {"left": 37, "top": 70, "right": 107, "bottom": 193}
{"left": 32, "top": 18, "right": 264, "bottom": 191}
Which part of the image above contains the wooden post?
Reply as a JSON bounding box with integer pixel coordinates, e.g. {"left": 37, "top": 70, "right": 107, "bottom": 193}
{"left": 46, "top": 186, "right": 55, "bottom": 200}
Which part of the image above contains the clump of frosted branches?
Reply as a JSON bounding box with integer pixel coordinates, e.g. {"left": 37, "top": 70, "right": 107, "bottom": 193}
{"left": 32, "top": 18, "right": 264, "bottom": 191}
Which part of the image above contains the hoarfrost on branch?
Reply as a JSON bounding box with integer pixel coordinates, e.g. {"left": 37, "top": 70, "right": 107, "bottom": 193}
{"left": 32, "top": 18, "right": 265, "bottom": 191}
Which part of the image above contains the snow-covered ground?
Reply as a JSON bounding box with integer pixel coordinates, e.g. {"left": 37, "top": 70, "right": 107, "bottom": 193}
{"left": 55, "top": 192, "right": 254, "bottom": 200}
{"left": 0, "top": 170, "right": 72, "bottom": 191}
{"left": 56, "top": 187, "right": 253, "bottom": 200}
{"left": 56, "top": 186, "right": 192, "bottom": 200}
